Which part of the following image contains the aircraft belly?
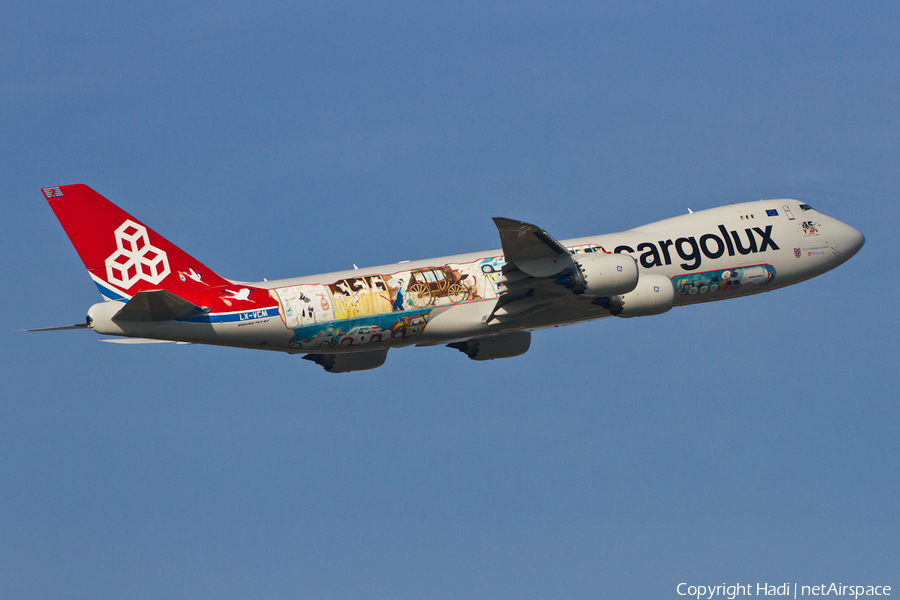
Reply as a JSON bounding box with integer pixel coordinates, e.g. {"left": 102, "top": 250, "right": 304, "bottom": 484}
{"left": 419, "top": 296, "right": 610, "bottom": 344}
{"left": 202, "top": 298, "right": 609, "bottom": 351}
{"left": 100, "top": 317, "right": 284, "bottom": 351}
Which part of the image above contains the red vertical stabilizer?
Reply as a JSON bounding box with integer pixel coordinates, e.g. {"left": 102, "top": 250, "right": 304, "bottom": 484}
{"left": 44, "top": 184, "right": 231, "bottom": 301}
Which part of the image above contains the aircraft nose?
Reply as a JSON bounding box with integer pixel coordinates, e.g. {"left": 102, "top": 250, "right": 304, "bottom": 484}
{"left": 834, "top": 220, "right": 865, "bottom": 260}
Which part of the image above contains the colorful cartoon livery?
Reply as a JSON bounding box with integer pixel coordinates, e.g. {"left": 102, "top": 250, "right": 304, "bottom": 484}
{"left": 33, "top": 185, "right": 864, "bottom": 372}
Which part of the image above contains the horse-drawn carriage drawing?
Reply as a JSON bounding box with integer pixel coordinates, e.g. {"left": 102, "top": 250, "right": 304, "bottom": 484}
{"left": 406, "top": 266, "right": 470, "bottom": 307}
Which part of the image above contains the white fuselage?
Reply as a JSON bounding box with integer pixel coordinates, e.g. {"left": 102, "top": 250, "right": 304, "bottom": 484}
{"left": 88, "top": 199, "right": 864, "bottom": 353}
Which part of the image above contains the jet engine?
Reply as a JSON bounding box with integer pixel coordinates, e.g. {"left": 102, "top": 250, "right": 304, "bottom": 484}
{"left": 303, "top": 349, "right": 389, "bottom": 373}
{"left": 595, "top": 274, "right": 675, "bottom": 318}
{"left": 568, "top": 252, "right": 639, "bottom": 297}
{"left": 448, "top": 331, "right": 531, "bottom": 361}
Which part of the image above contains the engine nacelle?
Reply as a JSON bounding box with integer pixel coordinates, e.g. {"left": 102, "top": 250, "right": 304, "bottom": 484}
{"left": 600, "top": 274, "right": 675, "bottom": 318}
{"left": 303, "top": 349, "right": 389, "bottom": 373}
{"left": 571, "top": 252, "right": 639, "bottom": 297}
{"left": 448, "top": 331, "right": 531, "bottom": 361}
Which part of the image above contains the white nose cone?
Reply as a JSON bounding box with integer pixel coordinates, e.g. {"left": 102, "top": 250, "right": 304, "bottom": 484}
{"left": 835, "top": 221, "right": 865, "bottom": 261}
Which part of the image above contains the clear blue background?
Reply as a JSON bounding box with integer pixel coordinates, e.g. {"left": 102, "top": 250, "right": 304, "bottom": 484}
{"left": 2, "top": 2, "right": 897, "bottom": 598}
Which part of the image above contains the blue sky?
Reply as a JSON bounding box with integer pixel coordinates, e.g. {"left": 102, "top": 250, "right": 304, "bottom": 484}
{"left": 2, "top": 2, "right": 898, "bottom": 599}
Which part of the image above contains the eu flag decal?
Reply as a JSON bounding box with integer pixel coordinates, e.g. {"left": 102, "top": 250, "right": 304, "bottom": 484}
{"left": 766, "top": 209, "right": 779, "bottom": 217}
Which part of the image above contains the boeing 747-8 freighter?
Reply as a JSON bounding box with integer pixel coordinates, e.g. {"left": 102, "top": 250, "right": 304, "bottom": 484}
{"left": 30, "top": 184, "right": 864, "bottom": 372}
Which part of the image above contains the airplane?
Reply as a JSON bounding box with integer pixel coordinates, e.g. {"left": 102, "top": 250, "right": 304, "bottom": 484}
{"left": 28, "top": 184, "right": 865, "bottom": 372}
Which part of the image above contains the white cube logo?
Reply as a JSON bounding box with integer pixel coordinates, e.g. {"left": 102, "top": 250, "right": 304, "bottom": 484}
{"left": 105, "top": 220, "right": 170, "bottom": 289}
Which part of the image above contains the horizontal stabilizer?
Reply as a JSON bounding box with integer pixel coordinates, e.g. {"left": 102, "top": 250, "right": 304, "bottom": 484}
{"left": 20, "top": 323, "right": 89, "bottom": 332}
{"left": 112, "top": 290, "right": 209, "bottom": 322}
{"left": 100, "top": 338, "right": 190, "bottom": 344}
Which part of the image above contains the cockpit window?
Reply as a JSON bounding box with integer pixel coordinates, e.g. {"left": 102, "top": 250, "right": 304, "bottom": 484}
{"left": 799, "top": 204, "right": 814, "bottom": 211}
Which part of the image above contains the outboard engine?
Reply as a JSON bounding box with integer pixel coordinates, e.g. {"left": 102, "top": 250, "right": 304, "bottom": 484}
{"left": 594, "top": 274, "right": 675, "bottom": 317}
{"left": 563, "top": 252, "right": 639, "bottom": 297}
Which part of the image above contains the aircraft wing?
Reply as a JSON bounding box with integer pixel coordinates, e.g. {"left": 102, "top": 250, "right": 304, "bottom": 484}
{"left": 487, "top": 218, "right": 581, "bottom": 323}
{"left": 492, "top": 217, "right": 575, "bottom": 277}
